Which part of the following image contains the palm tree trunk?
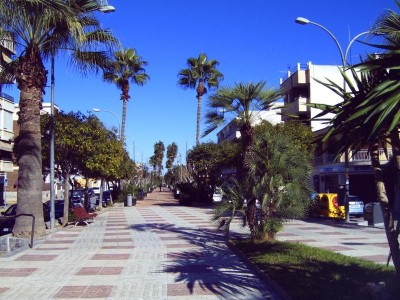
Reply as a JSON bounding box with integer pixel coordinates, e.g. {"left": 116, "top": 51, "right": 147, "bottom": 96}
{"left": 13, "top": 55, "right": 46, "bottom": 238}
{"left": 370, "top": 140, "right": 400, "bottom": 275}
{"left": 196, "top": 95, "right": 201, "bottom": 145}
{"left": 121, "top": 99, "right": 127, "bottom": 142}
{"left": 240, "top": 123, "right": 257, "bottom": 238}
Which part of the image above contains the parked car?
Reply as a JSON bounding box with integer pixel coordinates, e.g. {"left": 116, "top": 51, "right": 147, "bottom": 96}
{"left": 0, "top": 203, "right": 50, "bottom": 236}
{"left": 69, "top": 188, "right": 96, "bottom": 208}
{"left": 212, "top": 187, "right": 223, "bottom": 203}
{"left": 95, "top": 190, "right": 111, "bottom": 206}
{"left": 45, "top": 199, "right": 65, "bottom": 220}
{"left": 348, "top": 195, "right": 365, "bottom": 216}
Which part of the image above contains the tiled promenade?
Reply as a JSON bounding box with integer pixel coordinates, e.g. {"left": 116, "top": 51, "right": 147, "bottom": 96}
{"left": 275, "top": 218, "right": 391, "bottom": 266}
{"left": 0, "top": 192, "right": 278, "bottom": 300}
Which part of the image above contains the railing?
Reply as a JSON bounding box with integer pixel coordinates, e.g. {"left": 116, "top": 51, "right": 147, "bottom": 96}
{"left": 0, "top": 92, "right": 14, "bottom": 102}
{"left": 351, "top": 149, "right": 392, "bottom": 162}
{"left": 2, "top": 214, "right": 35, "bottom": 249}
{"left": 314, "top": 148, "right": 393, "bottom": 165}
{"left": 280, "top": 63, "right": 309, "bottom": 83}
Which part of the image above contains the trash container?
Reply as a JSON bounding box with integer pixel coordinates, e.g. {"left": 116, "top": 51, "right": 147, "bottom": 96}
{"left": 364, "top": 202, "right": 384, "bottom": 226}
{"left": 127, "top": 194, "right": 132, "bottom": 207}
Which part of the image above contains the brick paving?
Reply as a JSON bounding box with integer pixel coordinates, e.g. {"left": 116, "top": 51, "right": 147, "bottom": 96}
{"left": 0, "top": 191, "right": 393, "bottom": 299}
{"left": 0, "top": 191, "right": 278, "bottom": 299}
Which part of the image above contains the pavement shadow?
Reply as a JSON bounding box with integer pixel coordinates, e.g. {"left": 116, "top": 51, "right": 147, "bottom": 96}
{"left": 131, "top": 223, "right": 270, "bottom": 298}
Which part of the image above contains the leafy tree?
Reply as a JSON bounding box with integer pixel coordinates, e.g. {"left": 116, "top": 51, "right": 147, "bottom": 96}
{"left": 187, "top": 141, "right": 240, "bottom": 203}
{"left": 41, "top": 112, "right": 129, "bottom": 221}
{"left": 80, "top": 115, "right": 131, "bottom": 209}
{"left": 41, "top": 111, "right": 88, "bottom": 225}
{"left": 178, "top": 53, "right": 224, "bottom": 145}
{"left": 0, "top": 0, "right": 118, "bottom": 237}
{"left": 204, "top": 81, "right": 282, "bottom": 236}
{"left": 103, "top": 48, "right": 149, "bottom": 141}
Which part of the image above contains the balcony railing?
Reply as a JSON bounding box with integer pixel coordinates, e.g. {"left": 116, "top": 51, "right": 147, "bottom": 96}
{"left": 351, "top": 149, "right": 392, "bottom": 162}
{"left": 280, "top": 63, "right": 309, "bottom": 83}
{"left": 314, "top": 148, "right": 393, "bottom": 165}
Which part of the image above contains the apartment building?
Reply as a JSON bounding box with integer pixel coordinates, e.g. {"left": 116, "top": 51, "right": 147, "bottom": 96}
{"left": 280, "top": 61, "right": 387, "bottom": 203}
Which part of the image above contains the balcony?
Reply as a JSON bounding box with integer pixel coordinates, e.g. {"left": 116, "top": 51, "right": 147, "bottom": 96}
{"left": 351, "top": 149, "right": 392, "bottom": 162}
{"left": 280, "top": 63, "right": 309, "bottom": 89}
{"left": 282, "top": 96, "right": 308, "bottom": 118}
{"left": 314, "top": 149, "right": 392, "bottom": 166}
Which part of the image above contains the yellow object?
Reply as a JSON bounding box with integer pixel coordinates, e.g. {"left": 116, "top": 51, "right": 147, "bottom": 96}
{"left": 315, "top": 193, "right": 345, "bottom": 219}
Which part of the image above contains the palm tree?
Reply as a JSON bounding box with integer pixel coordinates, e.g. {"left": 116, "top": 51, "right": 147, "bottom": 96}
{"left": 203, "top": 81, "right": 282, "bottom": 238}
{"left": 178, "top": 53, "right": 224, "bottom": 145}
{"left": 103, "top": 48, "right": 149, "bottom": 141}
{"left": 0, "top": 0, "right": 119, "bottom": 237}
{"left": 312, "top": 62, "right": 400, "bottom": 274}
{"left": 250, "top": 121, "right": 313, "bottom": 240}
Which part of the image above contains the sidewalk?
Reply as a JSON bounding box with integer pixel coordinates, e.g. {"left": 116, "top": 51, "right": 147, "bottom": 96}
{"left": 274, "top": 218, "right": 391, "bottom": 266}
{"left": 0, "top": 191, "right": 279, "bottom": 300}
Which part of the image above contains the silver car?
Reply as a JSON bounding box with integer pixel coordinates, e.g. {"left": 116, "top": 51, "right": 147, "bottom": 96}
{"left": 348, "top": 195, "right": 364, "bottom": 216}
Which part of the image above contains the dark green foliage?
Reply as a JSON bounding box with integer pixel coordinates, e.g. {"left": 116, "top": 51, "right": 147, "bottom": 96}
{"left": 187, "top": 141, "right": 240, "bottom": 203}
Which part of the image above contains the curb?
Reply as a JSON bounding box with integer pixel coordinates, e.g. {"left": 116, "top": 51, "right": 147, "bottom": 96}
{"left": 226, "top": 240, "right": 292, "bottom": 300}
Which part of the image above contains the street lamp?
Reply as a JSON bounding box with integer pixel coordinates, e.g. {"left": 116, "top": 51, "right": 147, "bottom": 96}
{"left": 48, "top": 2, "right": 116, "bottom": 229}
{"left": 99, "top": 0, "right": 115, "bottom": 13}
{"left": 92, "top": 108, "right": 121, "bottom": 139}
{"left": 295, "top": 17, "right": 370, "bottom": 222}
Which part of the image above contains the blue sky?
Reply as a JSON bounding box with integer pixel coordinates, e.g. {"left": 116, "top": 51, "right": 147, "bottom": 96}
{"left": 5, "top": 0, "right": 397, "bottom": 166}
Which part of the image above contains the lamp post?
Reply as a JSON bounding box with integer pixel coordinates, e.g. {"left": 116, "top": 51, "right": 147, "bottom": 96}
{"left": 49, "top": 49, "right": 55, "bottom": 230}
{"left": 98, "top": 0, "right": 115, "bottom": 13}
{"left": 92, "top": 108, "right": 121, "bottom": 139}
{"left": 48, "top": 2, "right": 116, "bottom": 229}
{"left": 295, "top": 17, "right": 370, "bottom": 222}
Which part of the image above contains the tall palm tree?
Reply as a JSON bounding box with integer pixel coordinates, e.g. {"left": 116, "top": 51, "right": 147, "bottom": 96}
{"left": 178, "top": 53, "right": 223, "bottom": 145}
{"left": 103, "top": 48, "right": 149, "bottom": 141}
{"left": 203, "top": 81, "right": 282, "bottom": 238}
{"left": 0, "top": 0, "right": 119, "bottom": 237}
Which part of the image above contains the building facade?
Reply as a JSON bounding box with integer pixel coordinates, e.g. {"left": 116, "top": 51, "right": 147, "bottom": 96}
{"left": 280, "top": 62, "right": 388, "bottom": 203}
{"left": 0, "top": 40, "right": 16, "bottom": 205}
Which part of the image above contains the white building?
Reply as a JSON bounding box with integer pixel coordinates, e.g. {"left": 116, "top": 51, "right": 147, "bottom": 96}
{"left": 280, "top": 61, "right": 386, "bottom": 203}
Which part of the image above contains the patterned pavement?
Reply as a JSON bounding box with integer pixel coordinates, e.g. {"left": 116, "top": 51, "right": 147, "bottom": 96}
{"left": 0, "top": 191, "right": 278, "bottom": 300}
{"left": 0, "top": 191, "right": 392, "bottom": 299}
{"left": 274, "top": 218, "right": 391, "bottom": 266}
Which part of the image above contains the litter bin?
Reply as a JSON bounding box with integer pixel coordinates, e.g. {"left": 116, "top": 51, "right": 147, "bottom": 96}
{"left": 126, "top": 194, "right": 137, "bottom": 207}
{"left": 127, "top": 194, "right": 132, "bottom": 207}
{"left": 364, "top": 202, "right": 384, "bottom": 226}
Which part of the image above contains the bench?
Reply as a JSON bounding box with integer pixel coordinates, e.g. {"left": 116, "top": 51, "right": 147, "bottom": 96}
{"left": 71, "top": 207, "right": 97, "bottom": 226}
